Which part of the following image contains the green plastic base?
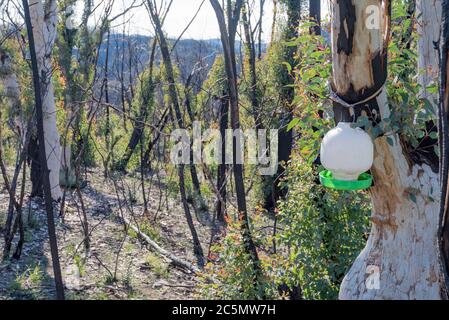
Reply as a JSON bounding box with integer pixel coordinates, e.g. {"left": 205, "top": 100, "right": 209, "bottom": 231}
{"left": 319, "top": 170, "right": 372, "bottom": 191}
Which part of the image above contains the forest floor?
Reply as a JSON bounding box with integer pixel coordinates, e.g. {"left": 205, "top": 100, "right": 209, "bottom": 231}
{"left": 0, "top": 167, "right": 212, "bottom": 300}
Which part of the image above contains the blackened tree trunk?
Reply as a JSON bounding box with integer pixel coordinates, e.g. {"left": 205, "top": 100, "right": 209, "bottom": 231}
{"left": 309, "top": 0, "right": 321, "bottom": 35}
{"left": 104, "top": 28, "right": 111, "bottom": 177}
{"left": 116, "top": 40, "right": 158, "bottom": 172}
{"left": 242, "top": 3, "right": 262, "bottom": 130}
{"left": 29, "top": 136, "right": 43, "bottom": 197}
{"left": 73, "top": 0, "right": 93, "bottom": 168}
{"left": 184, "top": 70, "right": 208, "bottom": 221}
{"left": 147, "top": 0, "right": 205, "bottom": 267}
{"left": 210, "top": 0, "right": 265, "bottom": 297}
{"left": 216, "top": 94, "right": 229, "bottom": 222}
{"left": 439, "top": 0, "right": 449, "bottom": 298}
{"left": 272, "top": 0, "right": 301, "bottom": 206}
{"left": 258, "top": 0, "right": 265, "bottom": 59}
{"left": 143, "top": 106, "right": 170, "bottom": 166}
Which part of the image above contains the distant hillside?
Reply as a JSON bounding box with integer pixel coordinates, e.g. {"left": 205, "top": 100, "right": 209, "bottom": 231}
{"left": 92, "top": 34, "right": 267, "bottom": 106}
{"left": 91, "top": 34, "right": 227, "bottom": 105}
{"left": 96, "top": 34, "right": 224, "bottom": 82}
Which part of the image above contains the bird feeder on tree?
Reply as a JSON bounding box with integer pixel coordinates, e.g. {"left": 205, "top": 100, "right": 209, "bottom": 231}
{"left": 319, "top": 122, "right": 374, "bottom": 191}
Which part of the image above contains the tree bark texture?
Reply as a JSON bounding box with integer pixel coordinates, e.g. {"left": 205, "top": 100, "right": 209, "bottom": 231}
{"left": 329, "top": 0, "right": 444, "bottom": 300}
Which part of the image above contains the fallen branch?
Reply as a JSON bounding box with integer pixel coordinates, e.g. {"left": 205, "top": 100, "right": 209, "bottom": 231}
{"left": 119, "top": 216, "right": 200, "bottom": 274}
{"left": 154, "top": 281, "right": 195, "bottom": 289}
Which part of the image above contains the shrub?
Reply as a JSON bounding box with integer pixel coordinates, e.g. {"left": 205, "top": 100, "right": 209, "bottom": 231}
{"left": 276, "top": 157, "right": 370, "bottom": 299}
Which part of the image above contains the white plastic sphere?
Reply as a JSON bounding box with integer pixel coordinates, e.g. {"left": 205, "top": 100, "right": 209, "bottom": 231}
{"left": 320, "top": 122, "right": 374, "bottom": 181}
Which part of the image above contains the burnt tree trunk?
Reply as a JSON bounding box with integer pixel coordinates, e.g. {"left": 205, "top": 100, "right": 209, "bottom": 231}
{"left": 242, "top": 3, "right": 262, "bottom": 130}
{"left": 272, "top": 0, "right": 301, "bottom": 206}
{"left": 29, "top": 135, "right": 43, "bottom": 197}
{"left": 210, "top": 0, "right": 265, "bottom": 297}
{"left": 258, "top": 0, "right": 265, "bottom": 59}
{"left": 216, "top": 94, "right": 229, "bottom": 222}
{"left": 184, "top": 71, "right": 208, "bottom": 222}
{"left": 116, "top": 40, "right": 157, "bottom": 172}
{"left": 309, "top": 0, "right": 321, "bottom": 35}
{"left": 330, "top": 0, "right": 443, "bottom": 299}
{"left": 439, "top": 0, "right": 449, "bottom": 299}
{"left": 147, "top": 0, "right": 205, "bottom": 267}
{"left": 104, "top": 28, "right": 111, "bottom": 178}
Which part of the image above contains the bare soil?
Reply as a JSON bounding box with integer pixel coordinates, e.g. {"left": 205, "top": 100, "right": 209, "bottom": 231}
{"left": 0, "top": 168, "right": 212, "bottom": 300}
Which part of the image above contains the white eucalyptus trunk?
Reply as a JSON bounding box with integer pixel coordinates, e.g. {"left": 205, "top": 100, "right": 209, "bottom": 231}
{"left": 340, "top": 92, "right": 442, "bottom": 299}
{"left": 29, "top": 0, "right": 62, "bottom": 200}
{"left": 417, "top": 0, "right": 442, "bottom": 115}
{"left": 329, "top": 0, "right": 444, "bottom": 300}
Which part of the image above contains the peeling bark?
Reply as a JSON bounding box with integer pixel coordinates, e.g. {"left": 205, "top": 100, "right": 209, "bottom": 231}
{"left": 330, "top": 0, "right": 444, "bottom": 300}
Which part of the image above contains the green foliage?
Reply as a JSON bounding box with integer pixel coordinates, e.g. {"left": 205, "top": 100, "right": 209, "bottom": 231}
{"left": 277, "top": 158, "right": 371, "bottom": 299}
{"left": 196, "top": 55, "right": 227, "bottom": 122}
{"left": 385, "top": 1, "right": 436, "bottom": 152}
{"left": 286, "top": 25, "right": 333, "bottom": 163}
{"left": 0, "top": 38, "right": 34, "bottom": 166}
{"left": 67, "top": 243, "right": 86, "bottom": 277}
{"left": 127, "top": 220, "right": 161, "bottom": 243}
{"left": 94, "top": 112, "right": 127, "bottom": 169}
{"left": 273, "top": 24, "right": 371, "bottom": 300}
{"left": 196, "top": 218, "right": 275, "bottom": 300}
{"left": 7, "top": 264, "right": 47, "bottom": 300}
{"left": 266, "top": 39, "right": 295, "bottom": 105}
{"left": 144, "top": 252, "right": 169, "bottom": 278}
{"left": 202, "top": 55, "right": 227, "bottom": 97}
{"left": 133, "top": 66, "right": 160, "bottom": 116}
{"left": 122, "top": 260, "right": 135, "bottom": 291}
{"left": 0, "top": 111, "right": 16, "bottom": 165}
